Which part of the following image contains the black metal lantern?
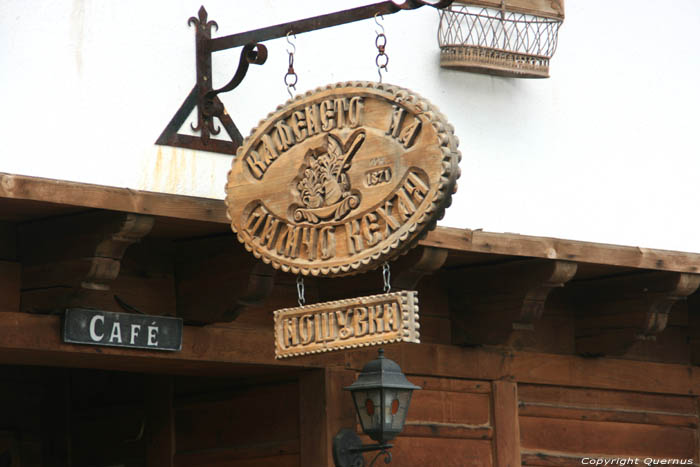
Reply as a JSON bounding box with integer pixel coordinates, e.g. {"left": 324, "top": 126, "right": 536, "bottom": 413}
{"left": 333, "top": 349, "right": 421, "bottom": 467}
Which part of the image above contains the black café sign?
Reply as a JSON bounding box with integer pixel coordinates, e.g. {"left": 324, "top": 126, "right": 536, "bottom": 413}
{"left": 63, "top": 308, "right": 183, "bottom": 352}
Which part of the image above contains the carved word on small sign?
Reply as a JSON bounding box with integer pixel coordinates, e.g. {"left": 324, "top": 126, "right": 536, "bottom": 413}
{"left": 274, "top": 291, "right": 419, "bottom": 359}
{"left": 226, "top": 81, "right": 461, "bottom": 277}
{"left": 63, "top": 308, "right": 183, "bottom": 352}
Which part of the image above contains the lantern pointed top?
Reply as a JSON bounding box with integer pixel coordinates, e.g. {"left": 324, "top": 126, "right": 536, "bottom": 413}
{"left": 346, "top": 349, "right": 421, "bottom": 392}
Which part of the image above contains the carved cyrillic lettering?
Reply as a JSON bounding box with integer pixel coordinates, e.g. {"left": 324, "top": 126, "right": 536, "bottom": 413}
{"left": 260, "top": 215, "right": 280, "bottom": 249}
{"left": 383, "top": 302, "right": 400, "bottom": 331}
{"left": 398, "top": 117, "right": 421, "bottom": 148}
{"left": 361, "top": 213, "right": 382, "bottom": 247}
{"left": 299, "top": 315, "right": 314, "bottom": 344}
{"left": 305, "top": 103, "right": 322, "bottom": 136}
{"left": 228, "top": 84, "right": 459, "bottom": 278}
{"left": 244, "top": 205, "right": 267, "bottom": 237}
{"left": 278, "top": 225, "right": 302, "bottom": 258}
{"left": 320, "top": 99, "right": 335, "bottom": 131}
{"left": 290, "top": 110, "right": 307, "bottom": 142}
{"left": 348, "top": 97, "right": 363, "bottom": 128}
{"left": 387, "top": 105, "right": 406, "bottom": 138}
{"left": 404, "top": 171, "right": 429, "bottom": 205}
{"left": 319, "top": 226, "right": 336, "bottom": 260}
{"left": 375, "top": 200, "right": 401, "bottom": 235}
{"left": 334, "top": 98, "right": 349, "bottom": 128}
{"left": 274, "top": 291, "right": 419, "bottom": 359}
{"left": 336, "top": 310, "right": 354, "bottom": 339}
{"left": 245, "top": 151, "right": 267, "bottom": 179}
{"left": 301, "top": 227, "right": 318, "bottom": 261}
{"left": 354, "top": 307, "right": 369, "bottom": 337}
{"left": 395, "top": 187, "right": 418, "bottom": 221}
{"left": 275, "top": 120, "right": 295, "bottom": 151}
{"left": 283, "top": 317, "right": 299, "bottom": 348}
{"left": 368, "top": 305, "right": 384, "bottom": 334}
{"left": 345, "top": 219, "right": 364, "bottom": 255}
{"left": 259, "top": 134, "right": 279, "bottom": 165}
{"left": 315, "top": 312, "right": 336, "bottom": 343}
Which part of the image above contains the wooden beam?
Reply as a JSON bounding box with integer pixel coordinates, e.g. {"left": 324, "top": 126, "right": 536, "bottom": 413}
{"left": 492, "top": 380, "right": 521, "bottom": 467}
{"left": 0, "top": 221, "right": 17, "bottom": 260}
{"left": 422, "top": 227, "right": 700, "bottom": 274}
{"left": 687, "top": 292, "right": 700, "bottom": 365}
{"left": 0, "top": 261, "right": 20, "bottom": 313}
{"left": 450, "top": 259, "right": 577, "bottom": 346}
{"left": 574, "top": 272, "right": 700, "bottom": 356}
{"left": 0, "top": 311, "right": 344, "bottom": 373}
{"left": 146, "top": 375, "right": 175, "bottom": 467}
{"left": 2, "top": 311, "right": 700, "bottom": 395}
{"left": 299, "top": 368, "right": 356, "bottom": 467}
{"left": 0, "top": 172, "right": 227, "bottom": 224}
{"left": 3, "top": 173, "right": 700, "bottom": 276}
{"left": 341, "top": 344, "right": 700, "bottom": 397}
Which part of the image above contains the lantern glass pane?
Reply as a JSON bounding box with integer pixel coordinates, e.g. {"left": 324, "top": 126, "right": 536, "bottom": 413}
{"left": 352, "top": 389, "right": 381, "bottom": 431}
{"left": 383, "top": 388, "right": 412, "bottom": 430}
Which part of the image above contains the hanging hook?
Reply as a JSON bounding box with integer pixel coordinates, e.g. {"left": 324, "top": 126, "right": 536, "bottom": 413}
{"left": 374, "top": 12, "right": 385, "bottom": 35}
{"left": 296, "top": 275, "right": 305, "bottom": 307}
{"left": 285, "top": 30, "right": 298, "bottom": 99}
{"left": 382, "top": 262, "right": 391, "bottom": 294}
{"left": 286, "top": 30, "right": 297, "bottom": 55}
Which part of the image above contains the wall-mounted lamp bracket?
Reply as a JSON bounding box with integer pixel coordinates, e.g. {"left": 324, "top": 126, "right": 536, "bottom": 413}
{"left": 156, "top": 0, "right": 454, "bottom": 155}
{"left": 333, "top": 429, "right": 393, "bottom": 467}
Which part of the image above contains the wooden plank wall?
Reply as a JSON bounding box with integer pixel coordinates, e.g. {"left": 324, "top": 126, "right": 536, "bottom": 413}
{"left": 348, "top": 376, "right": 700, "bottom": 466}
{"left": 388, "top": 376, "right": 495, "bottom": 466}
{"left": 173, "top": 379, "right": 301, "bottom": 467}
{"left": 519, "top": 384, "right": 699, "bottom": 466}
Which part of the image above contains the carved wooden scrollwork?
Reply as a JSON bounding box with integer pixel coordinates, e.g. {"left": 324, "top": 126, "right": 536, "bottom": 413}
{"left": 574, "top": 271, "right": 700, "bottom": 356}
{"left": 82, "top": 214, "right": 155, "bottom": 290}
{"left": 449, "top": 259, "right": 577, "bottom": 346}
{"left": 221, "top": 262, "right": 276, "bottom": 322}
{"left": 393, "top": 246, "right": 449, "bottom": 290}
{"left": 19, "top": 212, "right": 155, "bottom": 313}
{"left": 225, "top": 82, "right": 461, "bottom": 277}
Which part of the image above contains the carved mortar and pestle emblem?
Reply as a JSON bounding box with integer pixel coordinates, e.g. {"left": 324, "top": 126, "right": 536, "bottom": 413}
{"left": 290, "top": 129, "right": 366, "bottom": 224}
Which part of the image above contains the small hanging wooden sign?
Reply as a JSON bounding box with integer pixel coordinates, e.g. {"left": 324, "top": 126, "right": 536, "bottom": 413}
{"left": 225, "top": 81, "right": 460, "bottom": 277}
{"left": 274, "top": 291, "right": 419, "bottom": 359}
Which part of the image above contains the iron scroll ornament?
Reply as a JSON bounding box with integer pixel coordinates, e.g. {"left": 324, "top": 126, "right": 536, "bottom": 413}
{"left": 202, "top": 43, "right": 268, "bottom": 119}
{"left": 157, "top": 1, "right": 454, "bottom": 155}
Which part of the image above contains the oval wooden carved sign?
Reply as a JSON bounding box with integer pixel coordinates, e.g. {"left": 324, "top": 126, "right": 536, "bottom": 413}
{"left": 225, "top": 81, "right": 461, "bottom": 276}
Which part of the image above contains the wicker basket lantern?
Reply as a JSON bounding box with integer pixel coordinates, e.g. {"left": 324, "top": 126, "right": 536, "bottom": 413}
{"left": 438, "top": 1, "right": 564, "bottom": 78}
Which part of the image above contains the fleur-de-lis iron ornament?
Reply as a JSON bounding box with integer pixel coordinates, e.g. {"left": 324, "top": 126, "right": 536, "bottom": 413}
{"left": 188, "top": 7, "right": 221, "bottom": 143}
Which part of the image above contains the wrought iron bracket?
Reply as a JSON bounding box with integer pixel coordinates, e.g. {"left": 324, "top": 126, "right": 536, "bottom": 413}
{"left": 333, "top": 429, "right": 393, "bottom": 467}
{"left": 156, "top": 0, "right": 454, "bottom": 155}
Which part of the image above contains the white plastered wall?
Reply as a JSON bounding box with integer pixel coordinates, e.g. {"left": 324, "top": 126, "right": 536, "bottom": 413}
{"left": 1, "top": 1, "right": 699, "bottom": 252}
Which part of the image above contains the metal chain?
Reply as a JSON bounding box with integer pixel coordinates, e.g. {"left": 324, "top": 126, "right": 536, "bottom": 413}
{"left": 382, "top": 262, "right": 391, "bottom": 294}
{"left": 374, "top": 14, "right": 389, "bottom": 83}
{"left": 284, "top": 31, "right": 298, "bottom": 98}
{"left": 296, "top": 275, "right": 305, "bottom": 306}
